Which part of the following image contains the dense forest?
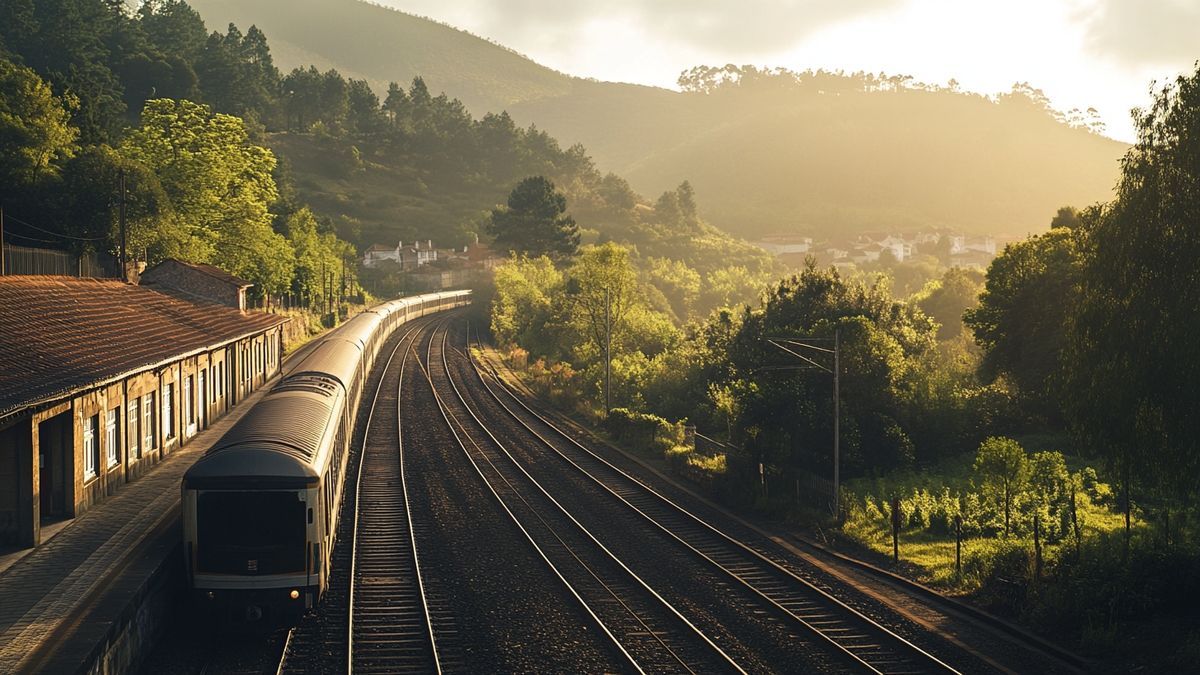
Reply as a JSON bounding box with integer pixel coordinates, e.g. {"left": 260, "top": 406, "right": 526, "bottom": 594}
{"left": 188, "top": 0, "right": 1125, "bottom": 239}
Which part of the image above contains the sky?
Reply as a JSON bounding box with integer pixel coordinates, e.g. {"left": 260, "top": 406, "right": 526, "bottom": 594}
{"left": 375, "top": 0, "right": 1200, "bottom": 143}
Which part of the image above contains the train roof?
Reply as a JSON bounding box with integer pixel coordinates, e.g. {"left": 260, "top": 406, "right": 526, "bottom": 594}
{"left": 338, "top": 312, "right": 383, "bottom": 349}
{"left": 183, "top": 390, "right": 337, "bottom": 487}
{"left": 183, "top": 445, "right": 320, "bottom": 488}
{"left": 286, "top": 338, "right": 361, "bottom": 390}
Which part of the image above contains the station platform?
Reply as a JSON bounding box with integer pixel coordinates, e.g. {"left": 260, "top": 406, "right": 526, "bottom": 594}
{"left": 0, "top": 342, "right": 317, "bottom": 673}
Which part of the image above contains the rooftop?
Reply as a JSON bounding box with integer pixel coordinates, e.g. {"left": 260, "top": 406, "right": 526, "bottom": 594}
{"left": 150, "top": 260, "right": 254, "bottom": 288}
{"left": 0, "top": 276, "right": 285, "bottom": 422}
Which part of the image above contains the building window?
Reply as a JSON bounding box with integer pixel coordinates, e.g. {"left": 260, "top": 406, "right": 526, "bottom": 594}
{"left": 106, "top": 408, "right": 119, "bottom": 468}
{"left": 143, "top": 393, "right": 155, "bottom": 450}
{"left": 163, "top": 383, "right": 175, "bottom": 440}
{"left": 210, "top": 367, "right": 217, "bottom": 403}
{"left": 185, "top": 375, "right": 195, "bottom": 430}
{"left": 83, "top": 413, "right": 99, "bottom": 480}
{"left": 128, "top": 399, "right": 140, "bottom": 459}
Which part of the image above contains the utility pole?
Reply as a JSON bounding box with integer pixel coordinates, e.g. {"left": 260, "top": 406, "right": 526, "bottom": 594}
{"left": 833, "top": 328, "right": 840, "bottom": 518}
{"left": 764, "top": 333, "right": 842, "bottom": 519}
{"left": 604, "top": 287, "right": 611, "bottom": 416}
{"left": 1, "top": 205, "right": 5, "bottom": 276}
{"left": 119, "top": 168, "right": 128, "bottom": 282}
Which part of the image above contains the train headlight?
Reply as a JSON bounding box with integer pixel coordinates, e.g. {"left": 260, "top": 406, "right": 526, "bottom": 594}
{"left": 206, "top": 591, "right": 215, "bottom": 600}
{"left": 290, "top": 589, "right": 300, "bottom": 600}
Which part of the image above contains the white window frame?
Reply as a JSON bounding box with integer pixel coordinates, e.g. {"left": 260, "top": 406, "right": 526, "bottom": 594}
{"left": 185, "top": 375, "right": 196, "bottom": 436}
{"left": 105, "top": 408, "right": 119, "bottom": 468}
{"left": 128, "top": 399, "right": 140, "bottom": 459}
{"left": 142, "top": 393, "right": 155, "bottom": 451}
{"left": 163, "top": 383, "right": 175, "bottom": 440}
{"left": 83, "top": 414, "right": 98, "bottom": 480}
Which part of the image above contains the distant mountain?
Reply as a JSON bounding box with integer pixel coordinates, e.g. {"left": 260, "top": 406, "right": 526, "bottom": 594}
{"left": 188, "top": 0, "right": 1127, "bottom": 239}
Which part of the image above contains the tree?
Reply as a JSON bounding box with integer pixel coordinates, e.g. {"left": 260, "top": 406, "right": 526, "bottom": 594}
{"left": 490, "top": 254, "right": 564, "bottom": 356}
{"left": 120, "top": 98, "right": 289, "bottom": 295}
{"left": 0, "top": 57, "right": 79, "bottom": 185}
{"left": 1068, "top": 63, "right": 1200, "bottom": 538}
{"left": 346, "top": 78, "right": 381, "bottom": 134}
{"left": 964, "top": 223, "right": 1080, "bottom": 415}
{"left": 57, "top": 144, "right": 188, "bottom": 260}
{"left": 728, "top": 263, "right": 936, "bottom": 477}
{"left": 565, "top": 242, "right": 639, "bottom": 361}
{"left": 973, "top": 436, "right": 1028, "bottom": 537}
{"left": 489, "top": 176, "right": 580, "bottom": 259}
{"left": 915, "top": 267, "right": 984, "bottom": 340}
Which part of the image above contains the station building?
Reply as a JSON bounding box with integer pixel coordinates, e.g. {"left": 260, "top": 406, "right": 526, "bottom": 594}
{"left": 0, "top": 262, "right": 287, "bottom": 549}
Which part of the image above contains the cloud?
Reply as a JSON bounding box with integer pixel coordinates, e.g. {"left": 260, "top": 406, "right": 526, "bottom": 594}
{"left": 1081, "top": 0, "right": 1200, "bottom": 67}
{"left": 389, "top": 0, "right": 904, "bottom": 57}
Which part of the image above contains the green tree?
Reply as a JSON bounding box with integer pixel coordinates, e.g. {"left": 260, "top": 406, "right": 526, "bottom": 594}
{"left": 565, "top": 242, "right": 639, "bottom": 361}
{"left": 964, "top": 223, "right": 1080, "bottom": 415}
{"left": 647, "top": 257, "right": 701, "bottom": 321}
{"left": 0, "top": 57, "right": 78, "bottom": 185}
{"left": 121, "top": 98, "right": 289, "bottom": 295}
{"left": 729, "top": 263, "right": 936, "bottom": 477}
{"left": 914, "top": 267, "right": 984, "bottom": 340}
{"left": 973, "top": 436, "right": 1028, "bottom": 537}
{"left": 1069, "top": 63, "right": 1200, "bottom": 537}
{"left": 57, "top": 144, "right": 188, "bottom": 260}
{"left": 489, "top": 176, "right": 580, "bottom": 259}
{"left": 490, "top": 254, "right": 564, "bottom": 356}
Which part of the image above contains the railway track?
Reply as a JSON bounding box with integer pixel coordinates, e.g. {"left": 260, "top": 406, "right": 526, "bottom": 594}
{"left": 423, "top": 320, "right": 745, "bottom": 674}
{"left": 347, "top": 322, "right": 441, "bottom": 673}
{"left": 456, "top": 321, "right": 964, "bottom": 675}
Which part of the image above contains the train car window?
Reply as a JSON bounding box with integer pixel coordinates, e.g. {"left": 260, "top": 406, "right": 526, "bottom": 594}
{"left": 307, "top": 507, "right": 313, "bottom": 525}
{"left": 196, "top": 491, "right": 306, "bottom": 574}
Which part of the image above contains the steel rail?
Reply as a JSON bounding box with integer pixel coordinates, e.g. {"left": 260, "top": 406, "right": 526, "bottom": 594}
{"left": 417, "top": 319, "right": 645, "bottom": 674}
{"left": 434, "top": 322, "right": 746, "bottom": 675}
{"left": 464, "top": 324, "right": 961, "bottom": 675}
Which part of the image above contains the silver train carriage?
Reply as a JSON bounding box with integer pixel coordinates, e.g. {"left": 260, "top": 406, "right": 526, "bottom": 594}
{"left": 181, "top": 290, "right": 470, "bottom": 623}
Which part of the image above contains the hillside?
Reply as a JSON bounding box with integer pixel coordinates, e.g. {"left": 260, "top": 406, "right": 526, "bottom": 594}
{"left": 188, "top": 0, "right": 1127, "bottom": 239}
{"left": 187, "top": 0, "right": 575, "bottom": 113}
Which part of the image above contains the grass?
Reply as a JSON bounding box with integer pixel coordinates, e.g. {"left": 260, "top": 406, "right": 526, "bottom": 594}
{"left": 842, "top": 449, "right": 1137, "bottom": 593}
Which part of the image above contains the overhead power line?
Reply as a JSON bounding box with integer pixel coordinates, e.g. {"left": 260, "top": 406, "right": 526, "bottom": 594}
{"left": 4, "top": 214, "right": 107, "bottom": 242}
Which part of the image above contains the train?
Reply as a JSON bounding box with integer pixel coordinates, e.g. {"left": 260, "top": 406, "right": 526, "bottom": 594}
{"left": 181, "top": 290, "right": 470, "bottom": 624}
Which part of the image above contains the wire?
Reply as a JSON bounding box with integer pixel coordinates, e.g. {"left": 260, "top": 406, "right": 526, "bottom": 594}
{"left": 3, "top": 231, "right": 62, "bottom": 245}
{"left": 4, "top": 214, "right": 107, "bottom": 242}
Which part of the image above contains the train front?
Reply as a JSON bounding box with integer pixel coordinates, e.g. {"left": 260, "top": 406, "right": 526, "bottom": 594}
{"left": 182, "top": 444, "right": 320, "bottom": 625}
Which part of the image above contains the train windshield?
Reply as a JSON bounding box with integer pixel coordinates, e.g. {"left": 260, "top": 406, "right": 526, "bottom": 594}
{"left": 197, "top": 491, "right": 306, "bottom": 575}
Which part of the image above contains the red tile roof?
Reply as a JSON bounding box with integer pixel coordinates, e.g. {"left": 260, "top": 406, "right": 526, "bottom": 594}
{"left": 161, "top": 260, "right": 253, "bottom": 287}
{"left": 0, "top": 276, "right": 286, "bottom": 421}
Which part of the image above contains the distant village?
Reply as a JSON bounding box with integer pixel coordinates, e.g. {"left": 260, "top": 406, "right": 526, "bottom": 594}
{"left": 360, "top": 230, "right": 999, "bottom": 294}
{"left": 359, "top": 238, "right": 503, "bottom": 294}
{"left": 752, "top": 230, "right": 999, "bottom": 269}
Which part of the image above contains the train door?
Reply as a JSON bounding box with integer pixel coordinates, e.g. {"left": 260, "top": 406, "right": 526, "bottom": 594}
{"left": 37, "top": 412, "right": 73, "bottom": 521}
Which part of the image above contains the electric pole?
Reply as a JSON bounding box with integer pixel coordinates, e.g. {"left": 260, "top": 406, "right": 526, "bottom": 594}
{"left": 1, "top": 205, "right": 5, "bottom": 276}
{"left": 604, "top": 287, "right": 611, "bottom": 416}
{"left": 764, "top": 333, "right": 842, "bottom": 519}
{"left": 833, "top": 328, "right": 840, "bottom": 518}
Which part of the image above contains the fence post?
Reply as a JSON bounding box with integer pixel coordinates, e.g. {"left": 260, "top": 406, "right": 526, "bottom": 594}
{"left": 891, "top": 496, "right": 901, "bottom": 563}
{"left": 954, "top": 514, "right": 963, "bottom": 580}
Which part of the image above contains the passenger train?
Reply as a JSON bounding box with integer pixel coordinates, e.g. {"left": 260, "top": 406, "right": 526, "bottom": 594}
{"left": 181, "top": 290, "right": 470, "bottom": 623}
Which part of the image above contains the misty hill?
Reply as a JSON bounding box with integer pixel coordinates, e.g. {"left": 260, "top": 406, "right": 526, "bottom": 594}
{"left": 189, "top": 0, "right": 1127, "bottom": 239}
{"left": 186, "top": 0, "right": 574, "bottom": 113}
